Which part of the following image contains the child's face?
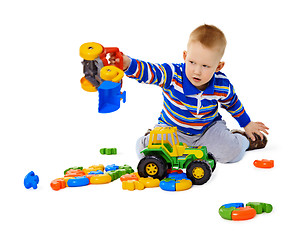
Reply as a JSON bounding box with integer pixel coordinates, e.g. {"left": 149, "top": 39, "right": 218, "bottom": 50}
{"left": 183, "top": 41, "right": 225, "bottom": 91}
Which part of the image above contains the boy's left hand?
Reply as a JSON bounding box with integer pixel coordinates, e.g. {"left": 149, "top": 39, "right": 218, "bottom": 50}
{"left": 244, "top": 121, "right": 269, "bottom": 141}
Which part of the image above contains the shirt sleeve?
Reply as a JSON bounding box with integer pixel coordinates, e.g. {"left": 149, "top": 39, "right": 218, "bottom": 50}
{"left": 219, "top": 82, "right": 251, "bottom": 128}
{"left": 124, "top": 57, "right": 173, "bottom": 89}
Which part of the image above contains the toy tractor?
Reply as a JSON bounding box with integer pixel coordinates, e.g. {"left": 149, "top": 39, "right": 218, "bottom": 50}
{"left": 137, "top": 127, "right": 216, "bottom": 185}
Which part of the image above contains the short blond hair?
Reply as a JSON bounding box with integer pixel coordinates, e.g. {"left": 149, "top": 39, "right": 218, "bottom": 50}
{"left": 189, "top": 24, "right": 227, "bottom": 56}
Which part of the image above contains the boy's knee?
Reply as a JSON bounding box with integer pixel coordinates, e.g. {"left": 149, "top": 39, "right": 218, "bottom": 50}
{"left": 135, "top": 135, "right": 149, "bottom": 159}
{"left": 208, "top": 134, "right": 248, "bottom": 164}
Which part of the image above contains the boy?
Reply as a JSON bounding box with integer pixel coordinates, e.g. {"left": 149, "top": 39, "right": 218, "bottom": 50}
{"left": 111, "top": 24, "right": 269, "bottom": 163}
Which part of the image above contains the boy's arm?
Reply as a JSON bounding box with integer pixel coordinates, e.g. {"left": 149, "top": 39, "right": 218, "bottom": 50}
{"left": 220, "top": 83, "right": 269, "bottom": 140}
{"left": 123, "top": 56, "right": 174, "bottom": 88}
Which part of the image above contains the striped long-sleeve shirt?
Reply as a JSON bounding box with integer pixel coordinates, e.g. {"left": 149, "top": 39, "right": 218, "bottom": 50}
{"left": 125, "top": 57, "right": 251, "bottom": 135}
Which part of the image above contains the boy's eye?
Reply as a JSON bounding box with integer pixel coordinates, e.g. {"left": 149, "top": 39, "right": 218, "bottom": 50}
{"left": 202, "top": 65, "right": 209, "bottom": 68}
{"left": 190, "top": 61, "right": 195, "bottom": 64}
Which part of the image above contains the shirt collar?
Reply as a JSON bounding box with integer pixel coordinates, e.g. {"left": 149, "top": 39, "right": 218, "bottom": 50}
{"left": 182, "top": 63, "right": 215, "bottom": 96}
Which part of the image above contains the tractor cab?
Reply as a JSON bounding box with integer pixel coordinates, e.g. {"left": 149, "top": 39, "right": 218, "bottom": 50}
{"left": 147, "top": 127, "right": 187, "bottom": 157}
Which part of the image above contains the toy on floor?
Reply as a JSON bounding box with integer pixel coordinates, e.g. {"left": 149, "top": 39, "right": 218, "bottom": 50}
{"left": 219, "top": 202, "right": 273, "bottom": 221}
{"left": 137, "top": 127, "right": 216, "bottom": 185}
{"left": 24, "top": 171, "right": 39, "bottom": 189}
{"left": 50, "top": 164, "right": 134, "bottom": 191}
{"left": 254, "top": 159, "right": 274, "bottom": 168}
{"left": 121, "top": 172, "right": 160, "bottom": 191}
{"left": 79, "top": 42, "right": 126, "bottom": 113}
{"left": 100, "top": 148, "right": 117, "bottom": 155}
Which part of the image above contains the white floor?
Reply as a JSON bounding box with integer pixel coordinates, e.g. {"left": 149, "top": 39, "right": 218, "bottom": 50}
{"left": 1, "top": 1, "right": 302, "bottom": 239}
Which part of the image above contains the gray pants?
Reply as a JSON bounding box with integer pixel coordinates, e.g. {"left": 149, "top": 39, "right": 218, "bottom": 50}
{"left": 136, "top": 121, "right": 249, "bottom": 164}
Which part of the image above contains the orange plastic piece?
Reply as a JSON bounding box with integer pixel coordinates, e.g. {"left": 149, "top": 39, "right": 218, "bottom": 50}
{"left": 64, "top": 169, "right": 86, "bottom": 178}
{"left": 120, "top": 173, "right": 139, "bottom": 182}
{"left": 50, "top": 178, "right": 66, "bottom": 191}
{"left": 80, "top": 77, "right": 97, "bottom": 92}
{"left": 231, "top": 206, "right": 257, "bottom": 221}
{"left": 254, "top": 159, "right": 274, "bottom": 168}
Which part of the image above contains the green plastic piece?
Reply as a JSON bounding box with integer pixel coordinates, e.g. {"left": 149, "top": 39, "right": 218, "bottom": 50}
{"left": 100, "top": 148, "right": 117, "bottom": 155}
{"left": 246, "top": 202, "right": 273, "bottom": 214}
{"left": 64, "top": 166, "right": 83, "bottom": 175}
{"left": 106, "top": 164, "right": 134, "bottom": 181}
{"left": 218, "top": 206, "right": 236, "bottom": 220}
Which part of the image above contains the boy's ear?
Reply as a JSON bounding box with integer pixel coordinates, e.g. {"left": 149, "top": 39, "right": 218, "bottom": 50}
{"left": 216, "top": 61, "right": 225, "bottom": 72}
{"left": 183, "top": 51, "right": 187, "bottom": 61}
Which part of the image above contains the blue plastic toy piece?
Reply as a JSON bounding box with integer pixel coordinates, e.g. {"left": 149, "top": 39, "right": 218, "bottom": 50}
{"left": 88, "top": 170, "right": 104, "bottom": 175}
{"left": 105, "top": 164, "right": 120, "bottom": 172}
{"left": 98, "top": 81, "right": 126, "bottom": 113}
{"left": 67, "top": 176, "right": 90, "bottom": 187}
{"left": 24, "top": 171, "right": 39, "bottom": 189}
{"left": 159, "top": 178, "right": 176, "bottom": 191}
{"left": 167, "top": 172, "right": 189, "bottom": 181}
{"left": 223, "top": 203, "right": 244, "bottom": 209}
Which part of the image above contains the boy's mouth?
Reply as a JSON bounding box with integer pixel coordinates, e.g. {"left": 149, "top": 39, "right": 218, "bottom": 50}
{"left": 193, "top": 77, "right": 201, "bottom": 82}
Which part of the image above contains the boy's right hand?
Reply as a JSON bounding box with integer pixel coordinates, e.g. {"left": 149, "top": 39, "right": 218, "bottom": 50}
{"left": 109, "top": 53, "right": 131, "bottom": 71}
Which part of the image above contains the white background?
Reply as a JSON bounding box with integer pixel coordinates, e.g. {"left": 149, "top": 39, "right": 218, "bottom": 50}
{"left": 1, "top": 0, "right": 302, "bottom": 239}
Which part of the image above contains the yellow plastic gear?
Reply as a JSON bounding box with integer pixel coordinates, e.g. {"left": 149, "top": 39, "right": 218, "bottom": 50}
{"left": 80, "top": 42, "right": 103, "bottom": 60}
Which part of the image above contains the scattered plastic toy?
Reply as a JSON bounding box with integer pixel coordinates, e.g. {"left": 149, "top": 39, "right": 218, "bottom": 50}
{"left": 105, "top": 164, "right": 120, "bottom": 172}
{"left": 100, "top": 148, "right": 117, "bottom": 155}
{"left": 160, "top": 172, "right": 192, "bottom": 191}
{"left": 50, "top": 164, "right": 134, "bottom": 191}
{"left": 24, "top": 171, "right": 39, "bottom": 189}
{"left": 219, "top": 202, "right": 273, "bottom": 221}
{"left": 254, "top": 159, "right": 274, "bottom": 168}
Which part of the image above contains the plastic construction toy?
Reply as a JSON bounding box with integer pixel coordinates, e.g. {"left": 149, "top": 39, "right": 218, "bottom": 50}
{"left": 50, "top": 164, "right": 134, "bottom": 191}
{"left": 159, "top": 172, "right": 192, "bottom": 191}
{"left": 121, "top": 173, "right": 161, "bottom": 191}
{"left": 24, "top": 171, "right": 39, "bottom": 189}
{"left": 100, "top": 148, "right": 117, "bottom": 155}
{"left": 79, "top": 42, "right": 126, "bottom": 113}
{"left": 254, "top": 159, "right": 274, "bottom": 168}
{"left": 219, "top": 202, "right": 273, "bottom": 221}
{"left": 137, "top": 127, "right": 216, "bottom": 185}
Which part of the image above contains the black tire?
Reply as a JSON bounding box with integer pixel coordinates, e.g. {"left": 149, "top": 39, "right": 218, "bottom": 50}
{"left": 207, "top": 152, "right": 216, "bottom": 172}
{"left": 137, "top": 155, "right": 168, "bottom": 180}
{"left": 186, "top": 160, "right": 212, "bottom": 185}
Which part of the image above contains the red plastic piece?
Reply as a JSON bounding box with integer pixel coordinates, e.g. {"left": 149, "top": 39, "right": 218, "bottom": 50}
{"left": 99, "top": 47, "right": 124, "bottom": 70}
{"left": 254, "top": 159, "right": 274, "bottom": 168}
{"left": 231, "top": 206, "right": 257, "bottom": 221}
{"left": 64, "top": 169, "right": 86, "bottom": 178}
{"left": 120, "top": 173, "right": 139, "bottom": 182}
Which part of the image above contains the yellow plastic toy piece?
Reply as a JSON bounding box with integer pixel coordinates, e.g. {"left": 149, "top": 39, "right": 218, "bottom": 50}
{"left": 100, "top": 66, "right": 124, "bottom": 83}
{"left": 90, "top": 173, "right": 112, "bottom": 184}
{"left": 83, "top": 164, "right": 105, "bottom": 175}
{"left": 139, "top": 177, "right": 160, "bottom": 188}
{"left": 175, "top": 179, "right": 192, "bottom": 191}
{"left": 80, "top": 42, "right": 103, "bottom": 60}
{"left": 80, "top": 77, "right": 97, "bottom": 92}
{"left": 122, "top": 180, "right": 145, "bottom": 191}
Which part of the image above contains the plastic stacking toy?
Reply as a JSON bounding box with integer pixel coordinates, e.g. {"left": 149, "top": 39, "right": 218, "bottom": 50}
{"left": 79, "top": 42, "right": 126, "bottom": 113}
{"left": 24, "top": 171, "right": 39, "bottom": 189}
{"left": 98, "top": 67, "right": 126, "bottom": 113}
{"left": 219, "top": 202, "right": 272, "bottom": 221}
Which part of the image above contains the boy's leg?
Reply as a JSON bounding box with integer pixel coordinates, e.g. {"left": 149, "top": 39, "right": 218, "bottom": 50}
{"left": 196, "top": 120, "right": 249, "bottom": 163}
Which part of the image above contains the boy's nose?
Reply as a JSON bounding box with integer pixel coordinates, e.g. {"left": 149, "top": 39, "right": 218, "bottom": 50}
{"left": 194, "top": 67, "right": 202, "bottom": 75}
